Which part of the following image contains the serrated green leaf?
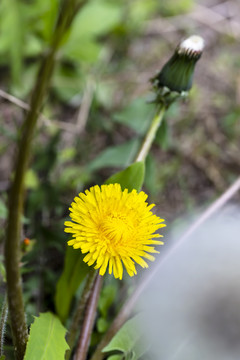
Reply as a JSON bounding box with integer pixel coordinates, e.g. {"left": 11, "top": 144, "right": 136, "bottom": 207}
{"left": 88, "top": 139, "right": 139, "bottom": 171}
{"left": 55, "top": 247, "right": 90, "bottom": 323}
{"left": 24, "top": 312, "right": 69, "bottom": 360}
{"left": 103, "top": 315, "right": 146, "bottom": 358}
{"left": 105, "top": 161, "right": 145, "bottom": 192}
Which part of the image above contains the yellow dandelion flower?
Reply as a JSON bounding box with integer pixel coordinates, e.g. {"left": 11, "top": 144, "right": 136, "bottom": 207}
{"left": 64, "top": 183, "right": 166, "bottom": 280}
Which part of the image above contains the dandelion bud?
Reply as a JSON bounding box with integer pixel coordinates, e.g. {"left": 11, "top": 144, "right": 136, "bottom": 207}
{"left": 152, "top": 35, "right": 204, "bottom": 100}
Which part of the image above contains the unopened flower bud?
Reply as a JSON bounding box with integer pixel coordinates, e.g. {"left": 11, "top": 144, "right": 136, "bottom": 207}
{"left": 152, "top": 35, "right": 204, "bottom": 95}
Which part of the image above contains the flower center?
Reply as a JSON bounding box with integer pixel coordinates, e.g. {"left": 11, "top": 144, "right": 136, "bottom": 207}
{"left": 98, "top": 213, "right": 135, "bottom": 253}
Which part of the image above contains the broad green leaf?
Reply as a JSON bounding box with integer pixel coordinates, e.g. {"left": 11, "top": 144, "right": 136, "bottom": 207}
{"left": 105, "top": 162, "right": 145, "bottom": 192}
{"left": 113, "top": 98, "right": 155, "bottom": 135}
{"left": 0, "top": 355, "right": 6, "bottom": 360}
{"left": 62, "top": 0, "right": 122, "bottom": 63}
{"left": 88, "top": 139, "right": 139, "bottom": 171}
{"left": 107, "top": 356, "right": 122, "bottom": 360}
{"left": 68, "top": 0, "right": 122, "bottom": 38}
{"left": 24, "top": 312, "right": 69, "bottom": 360}
{"left": 63, "top": 38, "right": 102, "bottom": 63}
{"left": 55, "top": 247, "right": 90, "bottom": 323}
{"left": 103, "top": 314, "right": 147, "bottom": 359}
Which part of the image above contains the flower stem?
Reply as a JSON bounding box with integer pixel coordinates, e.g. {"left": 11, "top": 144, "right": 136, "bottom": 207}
{"left": 4, "top": 1, "right": 86, "bottom": 359}
{"left": 66, "top": 270, "right": 97, "bottom": 360}
{"left": 0, "top": 295, "right": 8, "bottom": 357}
{"left": 74, "top": 275, "right": 103, "bottom": 360}
{"left": 134, "top": 104, "right": 166, "bottom": 163}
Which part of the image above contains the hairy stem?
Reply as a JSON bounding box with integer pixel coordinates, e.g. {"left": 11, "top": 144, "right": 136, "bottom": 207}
{"left": 0, "top": 295, "right": 8, "bottom": 357}
{"left": 90, "top": 175, "right": 240, "bottom": 360}
{"left": 66, "top": 270, "right": 97, "bottom": 360}
{"left": 134, "top": 105, "right": 165, "bottom": 163}
{"left": 4, "top": 1, "right": 86, "bottom": 359}
{"left": 74, "top": 275, "right": 103, "bottom": 360}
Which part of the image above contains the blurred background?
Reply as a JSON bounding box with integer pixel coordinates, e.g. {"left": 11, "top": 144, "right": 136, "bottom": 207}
{"left": 138, "top": 205, "right": 240, "bottom": 360}
{"left": 0, "top": 0, "right": 240, "bottom": 351}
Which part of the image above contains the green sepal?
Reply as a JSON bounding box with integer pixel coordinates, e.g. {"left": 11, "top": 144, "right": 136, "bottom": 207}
{"left": 105, "top": 161, "right": 145, "bottom": 192}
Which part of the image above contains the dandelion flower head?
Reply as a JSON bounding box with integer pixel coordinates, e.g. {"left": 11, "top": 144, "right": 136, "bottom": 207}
{"left": 64, "top": 183, "right": 166, "bottom": 279}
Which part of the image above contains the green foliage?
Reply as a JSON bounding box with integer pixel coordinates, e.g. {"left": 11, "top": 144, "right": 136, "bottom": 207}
{"left": 62, "top": 0, "right": 122, "bottom": 63}
{"left": 55, "top": 247, "right": 90, "bottom": 323}
{"left": 24, "top": 312, "right": 69, "bottom": 360}
{"left": 107, "top": 356, "right": 122, "bottom": 360}
{"left": 105, "top": 161, "right": 145, "bottom": 192}
{"left": 25, "top": 170, "right": 40, "bottom": 190}
{"left": 222, "top": 107, "right": 240, "bottom": 137}
{"left": 0, "top": 0, "right": 24, "bottom": 83}
{"left": 113, "top": 98, "right": 155, "bottom": 135}
{"left": 97, "top": 282, "right": 118, "bottom": 333}
{"left": 99, "top": 284, "right": 117, "bottom": 318}
{"left": 103, "top": 315, "right": 147, "bottom": 360}
{"left": 158, "top": 0, "right": 193, "bottom": 16}
{"left": 0, "top": 200, "right": 7, "bottom": 220}
{"left": 88, "top": 139, "right": 140, "bottom": 171}
{"left": 0, "top": 255, "right": 6, "bottom": 282}
{"left": 155, "top": 117, "right": 170, "bottom": 150}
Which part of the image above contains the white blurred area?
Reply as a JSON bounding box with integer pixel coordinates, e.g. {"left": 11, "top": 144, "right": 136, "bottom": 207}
{"left": 138, "top": 205, "right": 240, "bottom": 360}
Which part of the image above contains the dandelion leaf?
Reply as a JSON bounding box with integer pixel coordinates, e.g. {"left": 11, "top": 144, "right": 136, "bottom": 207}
{"left": 24, "top": 312, "right": 69, "bottom": 360}
{"left": 103, "top": 314, "right": 147, "bottom": 360}
{"left": 105, "top": 161, "right": 145, "bottom": 192}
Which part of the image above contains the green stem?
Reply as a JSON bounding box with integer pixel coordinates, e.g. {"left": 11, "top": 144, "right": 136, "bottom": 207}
{"left": 4, "top": 1, "right": 86, "bottom": 359}
{"left": 134, "top": 104, "right": 166, "bottom": 163}
{"left": 0, "top": 295, "right": 8, "bottom": 357}
{"left": 74, "top": 275, "right": 103, "bottom": 360}
{"left": 65, "top": 270, "right": 97, "bottom": 360}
